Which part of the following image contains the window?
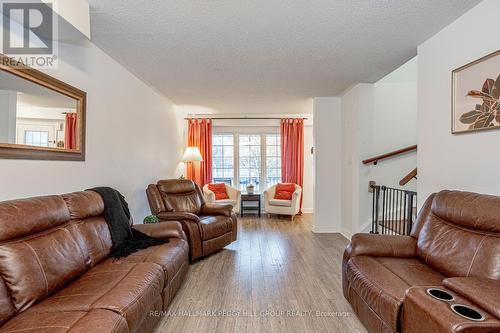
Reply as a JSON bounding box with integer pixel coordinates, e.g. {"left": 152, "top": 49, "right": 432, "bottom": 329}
{"left": 266, "top": 134, "right": 281, "bottom": 186}
{"left": 211, "top": 131, "right": 282, "bottom": 192}
{"left": 212, "top": 134, "right": 234, "bottom": 185}
{"left": 239, "top": 134, "right": 261, "bottom": 190}
{"left": 24, "top": 131, "right": 49, "bottom": 147}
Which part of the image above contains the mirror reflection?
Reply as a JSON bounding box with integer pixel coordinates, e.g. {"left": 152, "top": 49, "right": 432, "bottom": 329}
{"left": 0, "top": 70, "right": 78, "bottom": 150}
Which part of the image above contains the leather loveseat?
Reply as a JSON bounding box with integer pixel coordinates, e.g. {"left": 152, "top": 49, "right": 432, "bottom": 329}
{"left": 0, "top": 191, "right": 189, "bottom": 333}
{"left": 146, "top": 179, "right": 238, "bottom": 261}
{"left": 343, "top": 190, "right": 500, "bottom": 333}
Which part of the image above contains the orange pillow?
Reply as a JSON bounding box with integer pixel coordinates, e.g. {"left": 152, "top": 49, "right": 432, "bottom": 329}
{"left": 208, "top": 183, "right": 229, "bottom": 200}
{"left": 274, "top": 183, "right": 296, "bottom": 200}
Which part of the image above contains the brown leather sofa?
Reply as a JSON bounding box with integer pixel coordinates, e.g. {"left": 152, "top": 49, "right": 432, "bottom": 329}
{"left": 0, "top": 191, "right": 189, "bottom": 333}
{"left": 343, "top": 190, "right": 500, "bottom": 333}
{"left": 146, "top": 179, "right": 238, "bottom": 261}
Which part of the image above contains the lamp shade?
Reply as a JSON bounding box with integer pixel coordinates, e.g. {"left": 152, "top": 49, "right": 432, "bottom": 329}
{"left": 182, "top": 146, "right": 203, "bottom": 162}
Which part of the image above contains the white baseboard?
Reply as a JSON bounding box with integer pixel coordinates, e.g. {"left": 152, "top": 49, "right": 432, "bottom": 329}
{"left": 359, "top": 219, "right": 372, "bottom": 234}
{"left": 340, "top": 229, "right": 352, "bottom": 240}
{"left": 302, "top": 207, "right": 314, "bottom": 214}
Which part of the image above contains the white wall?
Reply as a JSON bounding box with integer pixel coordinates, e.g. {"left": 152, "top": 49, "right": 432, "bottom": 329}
{"left": 302, "top": 124, "right": 314, "bottom": 213}
{"left": 42, "top": 0, "right": 91, "bottom": 38}
{"left": 313, "top": 57, "right": 418, "bottom": 237}
{"left": 313, "top": 97, "right": 342, "bottom": 232}
{"left": 0, "top": 90, "right": 17, "bottom": 143}
{"left": 0, "top": 39, "right": 182, "bottom": 223}
{"left": 339, "top": 58, "right": 418, "bottom": 237}
{"left": 418, "top": 0, "right": 500, "bottom": 205}
{"left": 369, "top": 58, "right": 418, "bottom": 192}
{"left": 340, "top": 84, "right": 374, "bottom": 237}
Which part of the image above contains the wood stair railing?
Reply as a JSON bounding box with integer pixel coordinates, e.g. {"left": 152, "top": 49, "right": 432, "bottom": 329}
{"left": 362, "top": 145, "right": 417, "bottom": 165}
{"left": 399, "top": 168, "right": 417, "bottom": 186}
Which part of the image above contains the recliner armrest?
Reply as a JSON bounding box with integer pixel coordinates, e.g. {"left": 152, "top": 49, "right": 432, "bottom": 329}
{"left": 200, "top": 203, "right": 232, "bottom": 217}
{"left": 402, "top": 286, "right": 500, "bottom": 333}
{"left": 133, "top": 221, "right": 187, "bottom": 241}
{"left": 443, "top": 277, "right": 500, "bottom": 320}
{"left": 157, "top": 211, "right": 201, "bottom": 223}
{"left": 345, "top": 233, "right": 417, "bottom": 261}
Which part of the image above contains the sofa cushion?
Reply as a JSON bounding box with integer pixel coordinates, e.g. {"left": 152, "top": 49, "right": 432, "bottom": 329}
{"left": 274, "top": 183, "right": 296, "bottom": 200}
{"left": 0, "top": 196, "right": 70, "bottom": 242}
{"left": 101, "top": 239, "right": 189, "bottom": 285}
{"left": 269, "top": 199, "right": 292, "bottom": 207}
{"left": 0, "top": 228, "right": 88, "bottom": 312}
{"left": 346, "top": 256, "right": 444, "bottom": 331}
{"left": 31, "top": 262, "right": 164, "bottom": 333}
{"left": 431, "top": 190, "right": 500, "bottom": 232}
{"left": 0, "top": 309, "right": 128, "bottom": 333}
{"left": 199, "top": 216, "right": 233, "bottom": 240}
{"left": 416, "top": 214, "right": 500, "bottom": 279}
{"left": 215, "top": 199, "right": 237, "bottom": 206}
{"left": 208, "top": 183, "right": 229, "bottom": 200}
{"left": 62, "top": 191, "right": 104, "bottom": 220}
{"left": 67, "top": 218, "right": 112, "bottom": 267}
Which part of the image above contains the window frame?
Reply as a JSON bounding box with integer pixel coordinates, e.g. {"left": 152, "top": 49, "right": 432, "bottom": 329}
{"left": 212, "top": 127, "right": 281, "bottom": 191}
{"left": 212, "top": 133, "right": 235, "bottom": 185}
{"left": 264, "top": 133, "right": 281, "bottom": 188}
{"left": 24, "top": 130, "right": 50, "bottom": 147}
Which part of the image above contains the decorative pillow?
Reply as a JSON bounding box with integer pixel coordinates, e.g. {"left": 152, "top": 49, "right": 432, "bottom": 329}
{"left": 274, "top": 183, "right": 296, "bottom": 200}
{"left": 208, "top": 183, "right": 229, "bottom": 200}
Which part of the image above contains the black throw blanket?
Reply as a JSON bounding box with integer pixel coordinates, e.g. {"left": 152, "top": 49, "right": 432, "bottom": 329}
{"left": 90, "top": 187, "right": 167, "bottom": 258}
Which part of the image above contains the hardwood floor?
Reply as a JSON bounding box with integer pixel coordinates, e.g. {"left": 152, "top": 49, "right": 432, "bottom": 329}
{"left": 155, "top": 214, "right": 368, "bottom": 333}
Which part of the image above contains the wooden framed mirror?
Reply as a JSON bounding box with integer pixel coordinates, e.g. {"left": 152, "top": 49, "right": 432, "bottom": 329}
{"left": 0, "top": 54, "right": 86, "bottom": 161}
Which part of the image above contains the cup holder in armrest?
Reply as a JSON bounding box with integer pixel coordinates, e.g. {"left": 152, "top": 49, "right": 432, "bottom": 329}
{"left": 426, "top": 288, "right": 454, "bottom": 301}
{"left": 451, "top": 304, "right": 485, "bottom": 322}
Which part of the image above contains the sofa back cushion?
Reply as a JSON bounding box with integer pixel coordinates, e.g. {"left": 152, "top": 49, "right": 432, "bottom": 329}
{"left": 415, "top": 191, "right": 500, "bottom": 279}
{"left": 0, "top": 196, "right": 70, "bottom": 242}
{"left": 157, "top": 179, "right": 203, "bottom": 214}
{"left": 63, "top": 192, "right": 112, "bottom": 266}
{"left": 0, "top": 228, "right": 88, "bottom": 312}
{"left": 0, "top": 191, "right": 112, "bottom": 317}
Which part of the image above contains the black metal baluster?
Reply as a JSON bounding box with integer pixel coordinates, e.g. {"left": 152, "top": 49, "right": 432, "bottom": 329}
{"left": 374, "top": 187, "right": 380, "bottom": 234}
{"left": 407, "top": 192, "right": 415, "bottom": 233}
{"left": 399, "top": 190, "right": 403, "bottom": 235}
{"left": 382, "top": 187, "right": 386, "bottom": 235}
{"left": 385, "top": 188, "right": 389, "bottom": 235}
{"left": 390, "top": 189, "right": 396, "bottom": 235}
{"left": 371, "top": 186, "right": 376, "bottom": 233}
{"left": 403, "top": 192, "right": 408, "bottom": 235}
{"left": 396, "top": 190, "right": 399, "bottom": 235}
{"left": 395, "top": 189, "right": 399, "bottom": 235}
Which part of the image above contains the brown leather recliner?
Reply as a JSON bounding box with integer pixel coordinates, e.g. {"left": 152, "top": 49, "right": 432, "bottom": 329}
{"left": 147, "top": 179, "right": 238, "bottom": 261}
{"left": 343, "top": 190, "right": 500, "bottom": 333}
{"left": 0, "top": 191, "right": 189, "bottom": 333}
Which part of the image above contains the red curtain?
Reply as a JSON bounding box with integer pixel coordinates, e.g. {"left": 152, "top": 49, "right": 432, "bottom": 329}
{"left": 187, "top": 119, "right": 212, "bottom": 187}
{"left": 281, "top": 118, "right": 304, "bottom": 211}
{"left": 65, "top": 113, "right": 77, "bottom": 150}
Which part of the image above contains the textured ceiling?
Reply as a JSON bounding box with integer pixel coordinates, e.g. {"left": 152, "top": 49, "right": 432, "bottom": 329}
{"left": 87, "top": 0, "right": 481, "bottom": 114}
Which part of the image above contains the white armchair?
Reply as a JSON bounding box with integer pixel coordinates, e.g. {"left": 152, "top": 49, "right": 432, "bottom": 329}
{"left": 203, "top": 183, "right": 241, "bottom": 214}
{"left": 263, "top": 184, "right": 302, "bottom": 220}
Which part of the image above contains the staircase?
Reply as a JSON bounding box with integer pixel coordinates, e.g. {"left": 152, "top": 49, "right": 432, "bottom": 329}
{"left": 371, "top": 185, "right": 417, "bottom": 235}
{"left": 362, "top": 144, "right": 418, "bottom": 236}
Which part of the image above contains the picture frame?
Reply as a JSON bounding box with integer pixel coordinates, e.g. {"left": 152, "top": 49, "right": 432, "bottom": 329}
{"left": 451, "top": 49, "right": 500, "bottom": 134}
